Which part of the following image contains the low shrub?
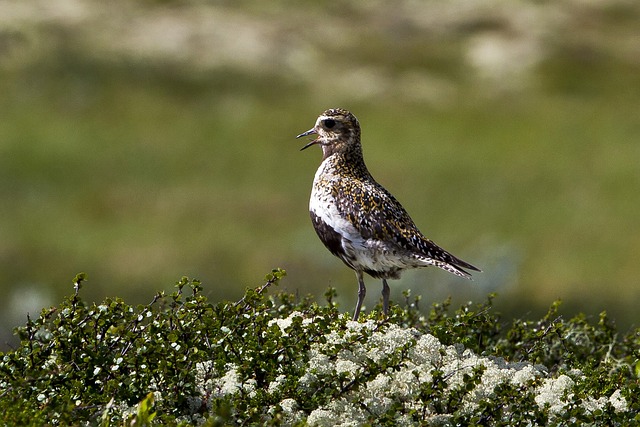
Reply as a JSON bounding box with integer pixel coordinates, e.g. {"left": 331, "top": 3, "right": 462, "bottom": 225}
{"left": 1, "top": 270, "right": 638, "bottom": 426}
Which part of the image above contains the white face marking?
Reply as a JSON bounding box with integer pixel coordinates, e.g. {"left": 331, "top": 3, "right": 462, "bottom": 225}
{"left": 313, "top": 115, "right": 327, "bottom": 134}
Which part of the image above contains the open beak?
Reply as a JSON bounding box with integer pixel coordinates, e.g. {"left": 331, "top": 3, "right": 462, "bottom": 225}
{"left": 296, "top": 128, "right": 319, "bottom": 151}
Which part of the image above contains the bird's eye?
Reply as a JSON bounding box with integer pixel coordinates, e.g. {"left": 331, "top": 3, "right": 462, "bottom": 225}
{"left": 323, "top": 119, "right": 336, "bottom": 129}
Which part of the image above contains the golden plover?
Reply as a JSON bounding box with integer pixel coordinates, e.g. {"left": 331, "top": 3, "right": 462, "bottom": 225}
{"left": 297, "top": 108, "right": 480, "bottom": 320}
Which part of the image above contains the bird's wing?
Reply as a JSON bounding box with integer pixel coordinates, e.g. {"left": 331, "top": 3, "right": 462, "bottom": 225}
{"left": 333, "top": 178, "right": 480, "bottom": 275}
{"left": 333, "top": 178, "right": 419, "bottom": 243}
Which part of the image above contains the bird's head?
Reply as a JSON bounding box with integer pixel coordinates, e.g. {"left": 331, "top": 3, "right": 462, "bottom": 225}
{"left": 297, "top": 108, "right": 361, "bottom": 158}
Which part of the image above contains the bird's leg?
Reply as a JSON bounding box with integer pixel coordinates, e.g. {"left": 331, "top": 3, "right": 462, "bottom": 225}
{"left": 353, "top": 271, "right": 366, "bottom": 321}
{"left": 382, "top": 279, "right": 390, "bottom": 315}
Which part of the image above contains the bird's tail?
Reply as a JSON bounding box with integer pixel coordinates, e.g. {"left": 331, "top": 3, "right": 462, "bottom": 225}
{"left": 416, "top": 239, "right": 481, "bottom": 279}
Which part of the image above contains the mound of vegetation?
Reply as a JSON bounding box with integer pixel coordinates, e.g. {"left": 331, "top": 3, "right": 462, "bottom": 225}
{"left": 1, "top": 270, "right": 638, "bottom": 426}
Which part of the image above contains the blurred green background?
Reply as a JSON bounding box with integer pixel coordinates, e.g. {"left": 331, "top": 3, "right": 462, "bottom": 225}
{"left": 1, "top": 1, "right": 639, "bottom": 349}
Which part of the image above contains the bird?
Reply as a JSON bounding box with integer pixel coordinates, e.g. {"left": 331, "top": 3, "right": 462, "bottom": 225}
{"left": 296, "top": 108, "right": 480, "bottom": 321}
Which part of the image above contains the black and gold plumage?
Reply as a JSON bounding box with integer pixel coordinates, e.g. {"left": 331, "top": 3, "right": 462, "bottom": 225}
{"left": 297, "top": 108, "right": 480, "bottom": 320}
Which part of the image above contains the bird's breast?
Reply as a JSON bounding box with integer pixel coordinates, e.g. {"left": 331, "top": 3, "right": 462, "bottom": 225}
{"left": 309, "top": 163, "right": 415, "bottom": 276}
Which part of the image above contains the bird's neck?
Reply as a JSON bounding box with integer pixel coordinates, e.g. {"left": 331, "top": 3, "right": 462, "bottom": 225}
{"left": 322, "top": 144, "right": 371, "bottom": 180}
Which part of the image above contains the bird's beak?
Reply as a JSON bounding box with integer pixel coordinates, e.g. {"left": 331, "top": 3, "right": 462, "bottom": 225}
{"left": 296, "top": 128, "right": 319, "bottom": 151}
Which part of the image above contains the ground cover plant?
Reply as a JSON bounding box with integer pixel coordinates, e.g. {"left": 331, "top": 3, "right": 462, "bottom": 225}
{"left": 1, "top": 270, "right": 638, "bottom": 426}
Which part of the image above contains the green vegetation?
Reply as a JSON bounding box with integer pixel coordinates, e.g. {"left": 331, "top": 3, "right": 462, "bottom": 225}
{"left": 1, "top": 1, "right": 640, "bottom": 348}
{"left": 1, "top": 271, "right": 638, "bottom": 425}
{"left": 2, "top": 3, "right": 638, "bottom": 424}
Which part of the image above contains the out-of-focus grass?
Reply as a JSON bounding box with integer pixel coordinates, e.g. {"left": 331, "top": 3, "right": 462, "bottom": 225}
{"left": 1, "top": 29, "right": 639, "bottom": 348}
